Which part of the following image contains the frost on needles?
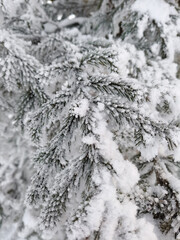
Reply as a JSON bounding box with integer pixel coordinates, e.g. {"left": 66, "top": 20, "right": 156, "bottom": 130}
{"left": 0, "top": 0, "right": 180, "bottom": 240}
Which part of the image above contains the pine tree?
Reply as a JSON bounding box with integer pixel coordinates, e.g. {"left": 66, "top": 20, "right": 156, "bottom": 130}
{"left": 0, "top": 0, "right": 180, "bottom": 240}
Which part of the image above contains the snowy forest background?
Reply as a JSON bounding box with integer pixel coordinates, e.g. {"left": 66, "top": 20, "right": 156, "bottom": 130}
{"left": 0, "top": 0, "right": 180, "bottom": 239}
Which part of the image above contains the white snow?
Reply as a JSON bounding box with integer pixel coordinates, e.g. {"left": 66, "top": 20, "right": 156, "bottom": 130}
{"left": 132, "top": 0, "right": 175, "bottom": 24}
{"left": 68, "top": 14, "right": 76, "bottom": 20}
{"left": 137, "top": 14, "right": 149, "bottom": 39}
{"left": 161, "top": 163, "right": 180, "bottom": 202}
{"left": 22, "top": 208, "right": 38, "bottom": 229}
{"left": 43, "top": 22, "right": 57, "bottom": 33}
{"left": 92, "top": 105, "right": 139, "bottom": 193}
{"left": 174, "top": 146, "right": 180, "bottom": 162}
{"left": 0, "top": 7, "right": 4, "bottom": 28}
{"left": 72, "top": 98, "right": 89, "bottom": 118}
{"left": 18, "top": 208, "right": 39, "bottom": 239}
{"left": 82, "top": 135, "right": 97, "bottom": 145}
{"left": 67, "top": 166, "right": 158, "bottom": 240}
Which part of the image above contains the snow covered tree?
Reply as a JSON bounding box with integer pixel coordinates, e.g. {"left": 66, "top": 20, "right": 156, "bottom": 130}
{"left": 0, "top": 0, "right": 180, "bottom": 239}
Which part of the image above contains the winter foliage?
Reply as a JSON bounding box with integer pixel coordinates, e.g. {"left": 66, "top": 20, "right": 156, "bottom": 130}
{"left": 0, "top": 0, "right": 180, "bottom": 239}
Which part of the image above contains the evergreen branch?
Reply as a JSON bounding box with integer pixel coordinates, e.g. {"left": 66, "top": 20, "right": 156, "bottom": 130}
{"left": 40, "top": 152, "right": 92, "bottom": 229}
{"left": 28, "top": 91, "right": 71, "bottom": 142}
{"left": 80, "top": 49, "right": 118, "bottom": 72}
{"left": 26, "top": 168, "right": 49, "bottom": 206}
{"left": 104, "top": 100, "right": 177, "bottom": 149}
{"left": 136, "top": 159, "right": 180, "bottom": 237}
{"left": 88, "top": 75, "right": 137, "bottom": 101}
{"left": 34, "top": 114, "right": 77, "bottom": 166}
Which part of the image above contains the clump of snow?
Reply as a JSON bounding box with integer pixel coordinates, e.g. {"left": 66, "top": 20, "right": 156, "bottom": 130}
{"left": 137, "top": 139, "right": 159, "bottom": 161}
{"left": 72, "top": 98, "right": 89, "bottom": 118}
{"left": 22, "top": 209, "right": 38, "bottom": 229}
{"left": 161, "top": 163, "right": 180, "bottom": 202}
{"left": 67, "top": 166, "right": 157, "bottom": 240}
{"left": 43, "top": 22, "right": 57, "bottom": 33}
{"left": 174, "top": 146, "right": 180, "bottom": 162}
{"left": 151, "top": 43, "right": 161, "bottom": 55}
{"left": 18, "top": 208, "right": 39, "bottom": 239}
{"left": 137, "top": 217, "right": 158, "bottom": 240}
{"left": 82, "top": 135, "right": 97, "bottom": 145}
{"left": 132, "top": 0, "right": 175, "bottom": 24}
{"left": 137, "top": 14, "right": 149, "bottom": 39}
{"left": 93, "top": 106, "right": 139, "bottom": 193}
{"left": 97, "top": 102, "right": 104, "bottom": 111}
{"left": 68, "top": 14, "right": 76, "bottom": 20}
{"left": 139, "top": 214, "right": 171, "bottom": 240}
